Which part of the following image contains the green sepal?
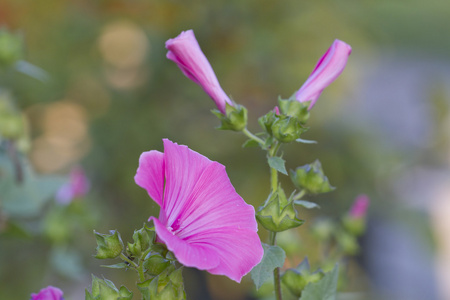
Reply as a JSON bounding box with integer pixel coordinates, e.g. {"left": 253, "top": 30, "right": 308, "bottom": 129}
{"left": 258, "top": 110, "right": 278, "bottom": 135}
{"left": 278, "top": 98, "right": 310, "bottom": 124}
{"left": 101, "top": 263, "right": 129, "bottom": 269}
{"left": 143, "top": 253, "right": 171, "bottom": 276}
{"left": 127, "top": 225, "right": 155, "bottom": 258}
{"left": 272, "top": 115, "right": 306, "bottom": 143}
{"left": 342, "top": 215, "right": 366, "bottom": 236}
{"left": 294, "top": 200, "right": 320, "bottom": 209}
{"left": 211, "top": 103, "right": 247, "bottom": 131}
{"left": 290, "top": 160, "right": 335, "bottom": 195}
{"left": 299, "top": 264, "right": 339, "bottom": 300}
{"left": 281, "top": 258, "right": 324, "bottom": 298}
{"left": 85, "top": 274, "right": 133, "bottom": 299}
{"left": 94, "top": 230, "right": 124, "bottom": 259}
{"left": 256, "top": 187, "right": 304, "bottom": 232}
{"left": 137, "top": 265, "right": 186, "bottom": 300}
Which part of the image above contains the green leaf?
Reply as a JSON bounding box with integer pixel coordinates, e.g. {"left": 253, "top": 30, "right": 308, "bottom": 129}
{"left": 295, "top": 138, "right": 317, "bottom": 144}
{"left": 300, "top": 265, "right": 339, "bottom": 300}
{"left": 268, "top": 156, "right": 288, "bottom": 175}
{"left": 294, "top": 200, "right": 320, "bottom": 209}
{"left": 242, "top": 139, "right": 260, "bottom": 148}
{"left": 251, "top": 243, "right": 286, "bottom": 290}
{"left": 101, "top": 263, "right": 129, "bottom": 269}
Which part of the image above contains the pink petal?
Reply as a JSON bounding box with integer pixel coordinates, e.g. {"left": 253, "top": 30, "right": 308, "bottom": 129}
{"left": 166, "top": 30, "right": 232, "bottom": 114}
{"left": 30, "top": 286, "right": 63, "bottom": 300}
{"left": 135, "top": 150, "right": 165, "bottom": 206}
{"left": 296, "top": 39, "right": 352, "bottom": 109}
{"left": 349, "top": 194, "right": 370, "bottom": 218}
{"left": 151, "top": 217, "right": 220, "bottom": 270}
{"left": 138, "top": 139, "right": 263, "bottom": 282}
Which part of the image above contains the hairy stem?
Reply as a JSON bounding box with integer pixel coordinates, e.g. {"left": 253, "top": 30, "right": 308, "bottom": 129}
{"left": 270, "top": 231, "right": 282, "bottom": 300}
{"left": 242, "top": 128, "right": 265, "bottom": 146}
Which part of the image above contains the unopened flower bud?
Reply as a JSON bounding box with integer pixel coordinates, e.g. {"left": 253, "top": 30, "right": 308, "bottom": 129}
{"left": 272, "top": 116, "right": 304, "bottom": 143}
{"left": 94, "top": 230, "right": 124, "bottom": 259}
{"left": 290, "top": 160, "right": 335, "bottom": 194}
{"left": 86, "top": 275, "right": 133, "bottom": 299}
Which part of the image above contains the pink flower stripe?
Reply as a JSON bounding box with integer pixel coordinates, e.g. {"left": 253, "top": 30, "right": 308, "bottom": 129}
{"left": 349, "top": 194, "right": 370, "bottom": 219}
{"left": 135, "top": 139, "right": 263, "bottom": 282}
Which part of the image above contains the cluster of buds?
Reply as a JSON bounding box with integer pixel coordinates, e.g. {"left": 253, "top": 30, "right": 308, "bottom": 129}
{"left": 90, "top": 225, "right": 185, "bottom": 300}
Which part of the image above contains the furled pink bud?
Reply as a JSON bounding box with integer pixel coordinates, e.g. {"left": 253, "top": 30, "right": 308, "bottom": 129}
{"left": 295, "top": 39, "right": 352, "bottom": 110}
{"left": 30, "top": 286, "right": 64, "bottom": 300}
{"left": 166, "top": 30, "right": 233, "bottom": 114}
{"left": 55, "top": 166, "right": 90, "bottom": 204}
{"left": 349, "top": 194, "right": 370, "bottom": 219}
{"left": 273, "top": 106, "right": 280, "bottom": 115}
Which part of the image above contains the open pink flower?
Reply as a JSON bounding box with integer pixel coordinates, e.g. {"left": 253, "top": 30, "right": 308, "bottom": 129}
{"left": 55, "top": 166, "right": 90, "bottom": 205}
{"left": 296, "top": 39, "right": 352, "bottom": 110}
{"left": 30, "top": 286, "right": 63, "bottom": 300}
{"left": 166, "top": 30, "right": 233, "bottom": 114}
{"left": 349, "top": 194, "right": 370, "bottom": 219}
{"left": 135, "top": 139, "right": 263, "bottom": 282}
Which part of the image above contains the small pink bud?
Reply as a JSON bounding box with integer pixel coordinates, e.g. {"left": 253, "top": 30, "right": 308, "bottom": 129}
{"left": 166, "top": 30, "right": 233, "bottom": 114}
{"left": 55, "top": 166, "right": 90, "bottom": 205}
{"left": 349, "top": 194, "right": 370, "bottom": 219}
{"left": 273, "top": 106, "right": 280, "bottom": 115}
{"left": 30, "top": 286, "right": 63, "bottom": 300}
{"left": 296, "top": 39, "right": 352, "bottom": 110}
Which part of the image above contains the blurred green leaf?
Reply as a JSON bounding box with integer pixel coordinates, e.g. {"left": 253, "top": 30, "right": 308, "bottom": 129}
{"left": 300, "top": 264, "right": 339, "bottom": 300}
{"left": 268, "top": 156, "right": 287, "bottom": 175}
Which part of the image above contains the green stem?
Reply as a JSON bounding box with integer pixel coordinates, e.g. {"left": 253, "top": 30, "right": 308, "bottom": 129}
{"left": 269, "top": 232, "right": 282, "bottom": 300}
{"left": 120, "top": 253, "right": 145, "bottom": 282}
{"left": 242, "top": 128, "right": 265, "bottom": 146}
{"left": 270, "top": 166, "right": 278, "bottom": 192}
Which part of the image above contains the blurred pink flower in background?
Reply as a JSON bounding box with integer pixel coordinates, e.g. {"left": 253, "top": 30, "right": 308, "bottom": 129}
{"left": 349, "top": 194, "right": 370, "bottom": 219}
{"left": 166, "top": 30, "right": 233, "bottom": 114}
{"left": 30, "top": 286, "right": 63, "bottom": 300}
{"left": 135, "top": 139, "right": 263, "bottom": 282}
{"left": 296, "top": 39, "right": 352, "bottom": 110}
{"left": 55, "top": 166, "right": 90, "bottom": 205}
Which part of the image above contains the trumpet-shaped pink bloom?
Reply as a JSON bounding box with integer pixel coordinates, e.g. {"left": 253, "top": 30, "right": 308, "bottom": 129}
{"left": 55, "top": 166, "right": 90, "bottom": 205}
{"left": 166, "top": 30, "right": 233, "bottom": 114}
{"left": 30, "top": 286, "right": 64, "bottom": 300}
{"left": 135, "top": 139, "right": 263, "bottom": 282}
{"left": 349, "top": 194, "right": 370, "bottom": 219}
{"left": 296, "top": 39, "right": 352, "bottom": 110}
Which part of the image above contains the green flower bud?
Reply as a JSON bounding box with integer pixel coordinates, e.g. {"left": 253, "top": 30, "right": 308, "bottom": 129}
{"left": 94, "top": 230, "right": 124, "bottom": 259}
{"left": 86, "top": 275, "right": 133, "bottom": 300}
{"left": 127, "top": 226, "right": 155, "bottom": 258}
{"left": 0, "top": 29, "right": 23, "bottom": 67}
{"left": 290, "top": 160, "right": 335, "bottom": 194}
{"left": 256, "top": 187, "right": 304, "bottom": 232}
{"left": 144, "top": 253, "right": 171, "bottom": 276}
{"left": 211, "top": 103, "right": 247, "bottom": 131}
{"left": 258, "top": 110, "right": 278, "bottom": 135}
{"left": 335, "top": 230, "right": 359, "bottom": 255}
{"left": 281, "top": 258, "right": 324, "bottom": 298}
{"left": 278, "top": 99, "right": 310, "bottom": 124}
{"left": 342, "top": 215, "right": 366, "bottom": 236}
{"left": 272, "top": 116, "right": 305, "bottom": 143}
{"left": 311, "top": 219, "right": 334, "bottom": 241}
{"left": 138, "top": 265, "right": 186, "bottom": 300}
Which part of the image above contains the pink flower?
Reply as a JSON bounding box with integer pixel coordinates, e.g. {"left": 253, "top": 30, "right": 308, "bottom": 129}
{"left": 166, "top": 30, "right": 233, "bottom": 114}
{"left": 55, "top": 166, "right": 90, "bottom": 204}
{"left": 295, "top": 39, "right": 352, "bottom": 110}
{"left": 30, "top": 286, "right": 64, "bottom": 300}
{"left": 135, "top": 139, "right": 263, "bottom": 282}
{"left": 349, "top": 194, "right": 370, "bottom": 219}
{"left": 273, "top": 106, "right": 280, "bottom": 115}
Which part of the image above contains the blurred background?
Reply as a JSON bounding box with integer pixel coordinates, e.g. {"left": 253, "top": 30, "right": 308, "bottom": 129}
{"left": 1, "top": 0, "right": 449, "bottom": 299}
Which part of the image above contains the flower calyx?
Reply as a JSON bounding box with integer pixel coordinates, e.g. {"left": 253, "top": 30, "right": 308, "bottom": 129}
{"left": 290, "top": 160, "right": 335, "bottom": 195}
{"left": 256, "top": 186, "right": 304, "bottom": 232}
